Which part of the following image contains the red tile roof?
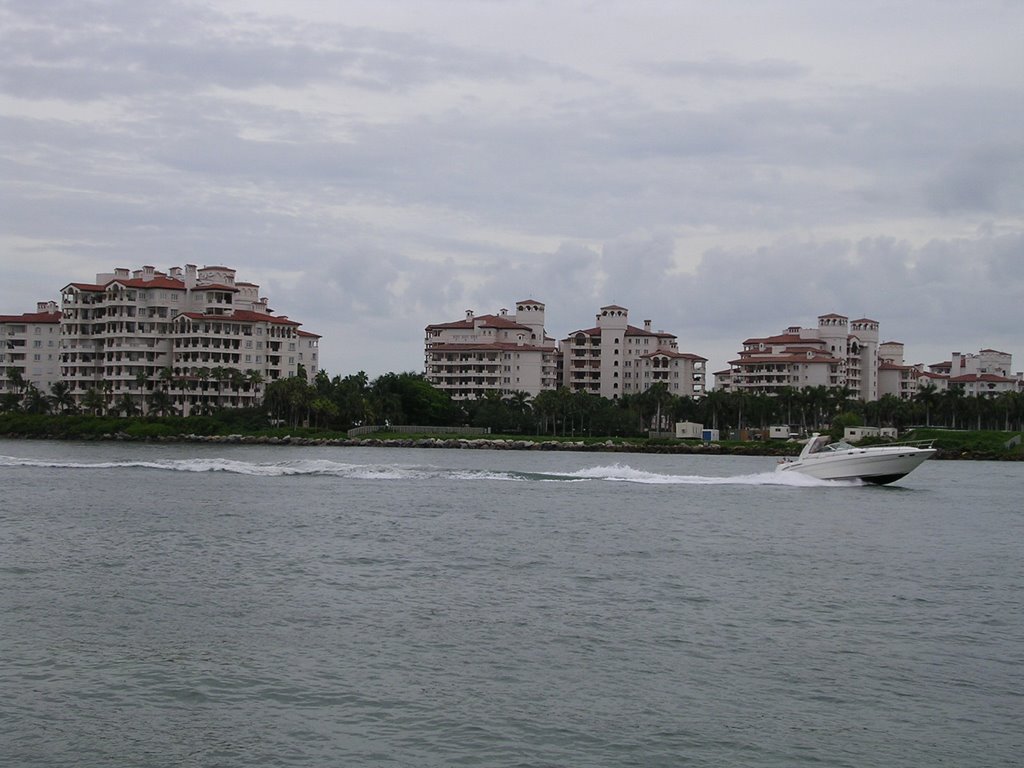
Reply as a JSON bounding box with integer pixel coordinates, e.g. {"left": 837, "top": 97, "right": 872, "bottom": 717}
{"left": 426, "top": 314, "right": 532, "bottom": 332}
{"left": 564, "top": 324, "right": 676, "bottom": 339}
{"left": 0, "top": 310, "right": 61, "bottom": 323}
{"left": 428, "top": 341, "right": 556, "bottom": 353}
{"left": 176, "top": 310, "right": 301, "bottom": 326}
{"left": 639, "top": 350, "right": 707, "bottom": 361}
{"left": 950, "top": 373, "right": 1015, "bottom": 384}
{"left": 109, "top": 277, "right": 189, "bottom": 290}
{"left": 730, "top": 352, "right": 841, "bottom": 365}
{"left": 742, "top": 333, "right": 822, "bottom": 346}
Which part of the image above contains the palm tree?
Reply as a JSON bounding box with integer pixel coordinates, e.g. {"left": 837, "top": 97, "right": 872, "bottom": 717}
{"left": 700, "top": 389, "right": 730, "bottom": 433}
{"left": 134, "top": 369, "right": 149, "bottom": 415}
{"left": 2, "top": 390, "right": 22, "bottom": 413}
{"left": 310, "top": 396, "right": 339, "bottom": 429}
{"left": 158, "top": 366, "right": 175, "bottom": 391}
{"left": 209, "top": 366, "right": 228, "bottom": 408}
{"left": 197, "top": 367, "right": 212, "bottom": 411}
{"left": 49, "top": 380, "right": 75, "bottom": 414}
{"left": 571, "top": 390, "right": 599, "bottom": 436}
{"left": 23, "top": 384, "right": 51, "bottom": 414}
{"left": 776, "top": 386, "right": 798, "bottom": 429}
{"left": 996, "top": 391, "right": 1022, "bottom": 431}
{"left": 82, "top": 387, "right": 106, "bottom": 416}
{"left": 6, "top": 366, "right": 27, "bottom": 395}
{"left": 914, "top": 382, "right": 938, "bottom": 427}
{"left": 115, "top": 392, "right": 139, "bottom": 418}
{"left": 148, "top": 388, "right": 177, "bottom": 417}
{"left": 531, "top": 389, "right": 558, "bottom": 435}
{"left": 939, "top": 385, "right": 965, "bottom": 429}
{"left": 644, "top": 381, "right": 672, "bottom": 434}
{"left": 245, "top": 368, "right": 265, "bottom": 394}
{"left": 805, "top": 386, "right": 832, "bottom": 431}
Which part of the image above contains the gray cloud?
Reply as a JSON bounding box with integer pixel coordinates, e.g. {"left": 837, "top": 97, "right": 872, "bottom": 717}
{"left": 1, "top": 0, "right": 1022, "bottom": 379}
{"left": 641, "top": 56, "right": 808, "bottom": 81}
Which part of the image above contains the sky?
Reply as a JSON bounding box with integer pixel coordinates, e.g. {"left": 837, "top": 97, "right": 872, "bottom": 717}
{"left": 2, "top": 0, "right": 1022, "bottom": 381}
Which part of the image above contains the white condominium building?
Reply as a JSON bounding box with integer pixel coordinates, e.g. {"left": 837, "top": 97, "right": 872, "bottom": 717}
{"left": 560, "top": 305, "right": 706, "bottom": 399}
{"left": 424, "top": 300, "right": 559, "bottom": 399}
{"left": 56, "top": 264, "right": 318, "bottom": 415}
{"left": 920, "top": 350, "right": 1021, "bottom": 396}
{"left": 718, "top": 313, "right": 880, "bottom": 400}
{"left": 877, "top": 341, "right": 921, "bottom": 400}
{"left": 1, "top": 301, "right": 62, "bottom": 397}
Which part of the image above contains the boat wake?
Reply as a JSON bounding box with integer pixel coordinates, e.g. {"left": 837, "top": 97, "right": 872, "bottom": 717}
{"left": 0, "top": 455, "right": 854, "bottom": 486}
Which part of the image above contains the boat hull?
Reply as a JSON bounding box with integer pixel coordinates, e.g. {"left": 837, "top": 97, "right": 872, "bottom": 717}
{"left": 776, "top": 446, "right": 936, "bottom": 484}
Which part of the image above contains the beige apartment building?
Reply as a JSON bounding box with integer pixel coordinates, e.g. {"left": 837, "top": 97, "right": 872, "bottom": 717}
{"left": 560, "top": 305, "right": 706, "bottom": 399}
{"left": 916, "top": 349, "right": 1020, "bottom": 397}
{"left": 18, "top": 263, "right": 322, "bottom": 415}
{"left": 423, "top": 300, "right": 559, "bottom": 399}
{"left": 877, "top": 341, "right": 921, "bottom": 400}
{"left": 1, "top": 301, "right": 63, "bottom": 397}
{"left": 717, "top": 313, "right": 881, "bottom": 400}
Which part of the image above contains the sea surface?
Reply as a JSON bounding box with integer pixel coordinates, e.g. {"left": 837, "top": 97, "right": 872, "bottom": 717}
{"left": 1, "top": 438, "right": 1021, "bottom": 767}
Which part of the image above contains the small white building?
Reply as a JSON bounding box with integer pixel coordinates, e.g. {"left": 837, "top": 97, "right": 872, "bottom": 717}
{"left": 844, "top": 426, "right": 898, "bottom": 442}
{"left": 675, "top": 421, "right": 703, "bottom": 439}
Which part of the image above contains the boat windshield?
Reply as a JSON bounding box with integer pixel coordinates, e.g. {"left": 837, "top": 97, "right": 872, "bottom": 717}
{"left": 805, "top": 436, "right": 854, "bottom": 455}
{"left": 824, "top": 440, "right": 855, "bottom": 452}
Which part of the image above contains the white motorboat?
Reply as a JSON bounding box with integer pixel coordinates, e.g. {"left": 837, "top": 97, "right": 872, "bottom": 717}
{"left": 776, "top": 433, "right": 936, "bottom": 485}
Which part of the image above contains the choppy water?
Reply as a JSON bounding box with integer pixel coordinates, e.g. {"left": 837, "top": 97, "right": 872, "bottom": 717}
{"left": 1, "top": 439, "right": 1021, "bottom": 767}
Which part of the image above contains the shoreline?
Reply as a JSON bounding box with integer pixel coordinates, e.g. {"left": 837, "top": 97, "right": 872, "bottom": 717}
{"left": 3, "top": 431, "right": 1019, "bottom": 460}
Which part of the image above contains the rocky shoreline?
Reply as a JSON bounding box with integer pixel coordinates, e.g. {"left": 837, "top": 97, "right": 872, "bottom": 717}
{"left": 85, "top": 432, "right": 786, "bottom": 455}
{"left": 3, "top": 428, "right": 1020, "bottom": 459}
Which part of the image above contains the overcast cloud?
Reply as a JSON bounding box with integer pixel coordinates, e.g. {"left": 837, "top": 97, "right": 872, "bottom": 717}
{"left": 2, "top": 0, "right": 1022, "bottom": 378}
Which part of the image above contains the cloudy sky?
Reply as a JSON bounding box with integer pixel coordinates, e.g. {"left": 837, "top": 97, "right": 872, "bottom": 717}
{"left": 2, "top": 0, "right": 1022, "bottom": 380}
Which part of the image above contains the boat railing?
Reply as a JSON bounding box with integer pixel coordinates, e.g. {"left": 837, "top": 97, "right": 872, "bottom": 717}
{"left": 880, "top": 438, "right": 935, "bottom": 449}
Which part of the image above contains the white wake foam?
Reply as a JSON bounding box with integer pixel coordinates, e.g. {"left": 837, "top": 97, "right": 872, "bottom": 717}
{"left": 547, "top": 463, "right": 846, "bottom": 486}
{"left": 0, "top": 455, "right": 853, "bottom": 486}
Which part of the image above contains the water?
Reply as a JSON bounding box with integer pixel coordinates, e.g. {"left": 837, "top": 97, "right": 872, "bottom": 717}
{"left": 1, "top": 439, "right": 1021, "bottom": 767}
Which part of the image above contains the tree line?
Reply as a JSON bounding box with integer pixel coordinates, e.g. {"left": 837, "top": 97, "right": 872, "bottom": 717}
{"left": 2, "top": 366, "right": 264, "bottom": 418}
{"left": 5, "top": 365, "right": 1024, "bottom": 436}
{"left": 264, "top": 374, "right": 1024, "bottom": 436}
